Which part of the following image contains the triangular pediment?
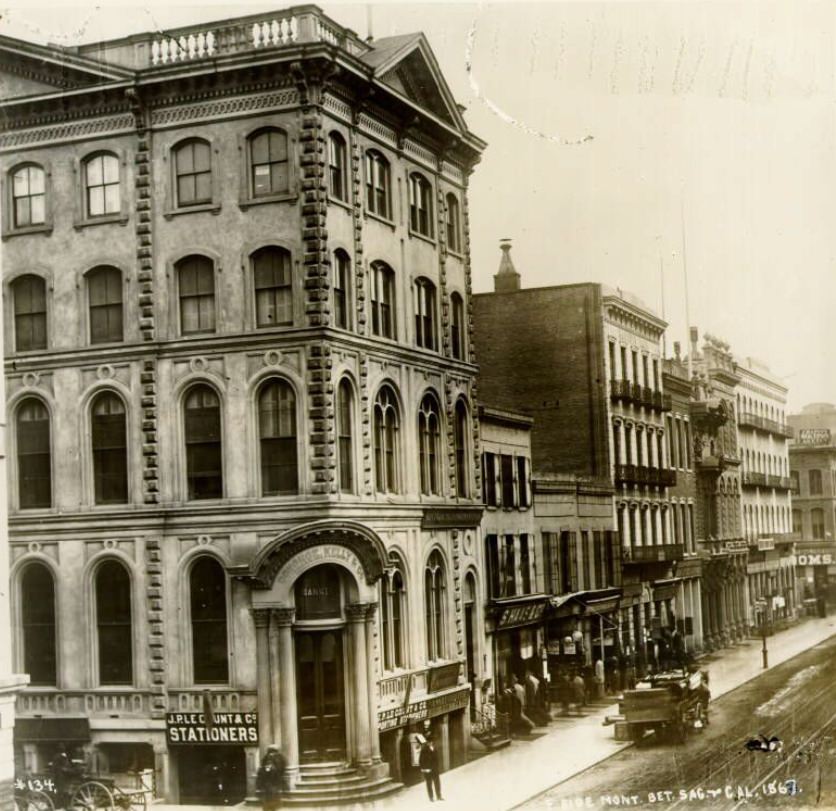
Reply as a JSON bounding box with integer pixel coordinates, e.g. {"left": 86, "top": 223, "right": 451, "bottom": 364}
{"left": 363, "top": 34, "right": 467, "bottom": 132}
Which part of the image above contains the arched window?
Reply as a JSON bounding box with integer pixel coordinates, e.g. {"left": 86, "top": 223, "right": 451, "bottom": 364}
{"left": 11, "top": 164, "right": 46, "bottom": 227}
{"left": 12, "top": 275, "right": 47, "bottom": 352}
{"left": 365, "top": 150, "right": 391, "bottom": 218}
{"left": 84, "top": 153, "right": 120, "bottom": 217}
{"left": 174, "top": 139, "right": 212, "bottom": 207}
{"left": 450, "top": 292, "right": 465, "bottom": 360}
{"left": 381, "top": 561, "right": 406, "bottom": 670}
{"left": 190, "top": 557, "right": 229, "bottom": 683}
{"left": 409, "top": 173, "right": 433, "bottom": 237}
{"left": 92, "top": 392, "right": 128, "bottom": 504}
{"left": 96, "top": 560, "right": 133, "bottom": 684}
{"left": 463, "top": 572, "right": 477, "bottom": 680}
{"left": 328, "top": 132, "right": 348, "bottom": 202}
{"left": 333, "top": 249, "right": 351, "bottom": 330}
{"left": 252, "top": 246, "right": 293, "bottom": 327}
{"left": 373, "top": 386, "right": 400, "bottom": 494}
{"left": 258, "top": 380, "right": 298, "bottom": 495}
{"left": 177, "top": 255, "right": 215, "bottom": 335}
{"left": 184, "top": 386, "right": 223, "bottom": 500}
{"left": 370, "top": 262, "right": 395, "bottom": 339}
{"left": 16, "top": 398, "right": 51, "bottom": 509}
{"left": 424, "top": 550, "right": 446, "bottom": 661}
{"left": 445, "top": 193, "right": 461, "bottom": 252}
{"left": 249, "top": 128, "right": 289, "bottom": 197}
{"left": 88, "top": 266, "right": 123, "bottom": 344}
{"left": 414, "top": 278, "right": 437, "bottom": 350}
{"left": 20, "top": 563, "right": 56, "bottom": 685}
{"left": 418, "top": 393, "right": 441, "bottom": 496}
{"left": 337, "top": 379, "right": 354, "bottom": 494}
{"left": 455, "top": 399, "right": 470, "bottom": 498}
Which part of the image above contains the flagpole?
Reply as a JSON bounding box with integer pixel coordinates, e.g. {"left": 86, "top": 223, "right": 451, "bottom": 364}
{"left": 681, "top": 196, "right": 692, "bottom": 382}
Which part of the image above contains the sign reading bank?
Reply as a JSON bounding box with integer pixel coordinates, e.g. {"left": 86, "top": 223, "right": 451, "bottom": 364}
{"left": 166, "top": 712, "right": 258, "bottom": 745}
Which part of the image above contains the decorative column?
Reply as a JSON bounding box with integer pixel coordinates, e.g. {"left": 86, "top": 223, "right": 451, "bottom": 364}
{"left": 273, "top": 607, "right": 298, "bottom": 786}
{"left": 364, "top": 603, "right": 382, "bottom": 765}
{"left": 267, "top": 612, "right": 283, "bottom": 750}
{"left": 347, "top": 603, "right": 372, "bottom": 768}
{"left": 252, "top": 609, "right": 273, "bottom": 753}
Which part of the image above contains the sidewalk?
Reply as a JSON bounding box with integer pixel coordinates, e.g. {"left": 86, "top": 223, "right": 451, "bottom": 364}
{"left": 151, "top": 616, "right": 836, "bottom": 811}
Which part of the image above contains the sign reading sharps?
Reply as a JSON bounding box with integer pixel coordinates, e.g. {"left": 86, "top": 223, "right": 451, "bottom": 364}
{"left": 166, "top": 712, "right": 258, "bottom": 745}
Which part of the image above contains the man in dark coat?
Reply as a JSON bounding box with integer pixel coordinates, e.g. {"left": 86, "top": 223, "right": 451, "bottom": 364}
{"left": 418, "top": 734, "right": 442, "bottom": 801}
{"left": 256, "top": 746, "right": 286, "bottom": 810}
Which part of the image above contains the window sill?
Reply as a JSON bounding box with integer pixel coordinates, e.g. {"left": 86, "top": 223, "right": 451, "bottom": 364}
{"left": 73, "top": 213, "right": 129, "bottom": 230}
{"left": 163, "top": 202, "right": 221, "bottom": 220}
{"left": 446, "top": 247, "right": 464, "bottom": 261}
{"left": 327, "top": 194, "right": 353, "bottom": 212}
{"left": 409, "top": 228, "right": 436, "bottom": 248}
{"left": 365, "top": 209, "right": 396, "bottom": 230}
{"left": 2, "top": 223, "right": 53, "bottom": 240}
{"left": 238, "top": 192, "right": 298, "bottom": 211}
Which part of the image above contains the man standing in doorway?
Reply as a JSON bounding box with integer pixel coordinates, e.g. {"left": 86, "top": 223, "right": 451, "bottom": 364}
{"left": 419, "top": 734, "right": 443, "bottom": 802}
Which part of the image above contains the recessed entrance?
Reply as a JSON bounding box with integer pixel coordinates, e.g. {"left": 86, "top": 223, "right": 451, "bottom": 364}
{"left": 296, "top": 629, "right": 346, "bottom": 762}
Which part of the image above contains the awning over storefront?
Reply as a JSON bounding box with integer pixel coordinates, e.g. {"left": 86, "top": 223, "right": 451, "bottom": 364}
{"left": 15, "top": 717, "right": 91, "bottom": 742}
{"left": 548, "top": 588, "right": 621, "bottom": 619}
{"left": 652, "top": 578, "right": 681, "bottom": 603}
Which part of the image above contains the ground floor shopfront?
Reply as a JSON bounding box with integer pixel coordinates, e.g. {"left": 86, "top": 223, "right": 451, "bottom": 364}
{"left": 747, "top": 545, "right": 799, "bottom": 631}
{"left": 700, "top": 548, "right": 749, "bottom": 650}
{"left": 793, "top": 548, "right": 836, "bottom": 609}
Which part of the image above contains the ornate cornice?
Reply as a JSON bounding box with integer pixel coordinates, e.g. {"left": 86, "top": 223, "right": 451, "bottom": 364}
{"left": 0, "top": 111, "right": 134, "bottom": 151}
{"left": 151, "top": 88, "right": 299, "bottom": 128}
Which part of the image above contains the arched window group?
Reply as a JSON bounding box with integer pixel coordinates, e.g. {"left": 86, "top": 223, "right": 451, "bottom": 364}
{"left": 337, "top": 379, "right": 354, "bottom": 494}
{"left": 381, "top": 561, "right": 406, "bottom": 670}
{"left": 373, "top": 386, "right": 400, "bottom": 493}
{"left": 424, "top": 550, "right": 446, "bottom": 661}
{"left": 418, "top": 394, "right": 441, "bottom": 496}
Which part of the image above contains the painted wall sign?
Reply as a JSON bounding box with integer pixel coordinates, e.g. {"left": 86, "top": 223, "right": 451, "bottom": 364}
{"left": 797, "top": 428, "right": 831, "bottom": 446}
{"left": 793, "top": 553, "right": 834, "bottom": 566}
{"left": 166, "top": 712, "right": 258, "bottom": 745}
{"left": 377, "top": 687, "right": 470, "bottom": 731}
{"left": 497, "top": 601, "right": 546, "bottom": 630}
{"left": 427, "top": 663, "right": 461, "bottom": 693}
{"left": 421, "top": 507, "right": 483, "bottom": 529}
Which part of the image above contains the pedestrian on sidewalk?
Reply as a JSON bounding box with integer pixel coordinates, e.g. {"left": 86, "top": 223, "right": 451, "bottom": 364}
{"left": 594, "top": 658, "right": 605, "bottom": 699}
{"left": 256, "top": 746, "right": 286, "bottom": 811}
{"left": 419, "top": 734, "right": 443, "bottom": 802}
{"left": 572, "top": 671, "right": 586, "bottom": 714}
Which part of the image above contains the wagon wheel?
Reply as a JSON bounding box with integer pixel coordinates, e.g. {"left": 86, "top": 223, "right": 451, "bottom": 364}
{"left": 16, "top": 790, "right": 54, "bottom": 811}
{"left": 71, "top": 781, "right": 115, "bottom": 811}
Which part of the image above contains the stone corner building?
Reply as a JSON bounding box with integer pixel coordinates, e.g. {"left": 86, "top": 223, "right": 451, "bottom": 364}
{"left": 1, "top": 7, "right": 486, "bottom": 804}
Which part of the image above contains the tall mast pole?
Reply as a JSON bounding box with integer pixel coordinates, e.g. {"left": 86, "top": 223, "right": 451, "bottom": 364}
{"left": 681, "top": 196, "right": 692, "bottom": 382}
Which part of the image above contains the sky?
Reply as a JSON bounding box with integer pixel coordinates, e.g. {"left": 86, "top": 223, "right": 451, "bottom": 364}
{"left": 0, "top": 1, "right": 832, "bottom": 410}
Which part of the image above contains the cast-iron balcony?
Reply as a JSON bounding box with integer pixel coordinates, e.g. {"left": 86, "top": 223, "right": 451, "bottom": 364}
{"left": 623, "top": 544, "right": 684, "bottom": 563}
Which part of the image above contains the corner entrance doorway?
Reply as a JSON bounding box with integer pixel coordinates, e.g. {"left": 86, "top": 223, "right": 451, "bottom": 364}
{"left": 296, "top": 629, "right": 346, "bottom": 762}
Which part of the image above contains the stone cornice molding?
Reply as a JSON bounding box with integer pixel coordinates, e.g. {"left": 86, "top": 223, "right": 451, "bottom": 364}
{"left": 0, "top": 112, "right": 134, "bottom": 152}
{"left": 151, "top": 88, "right": 299, "bottom": 129}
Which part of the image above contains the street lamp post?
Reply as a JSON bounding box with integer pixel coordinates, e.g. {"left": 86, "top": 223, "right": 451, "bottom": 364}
{"left": 761, "top": 619, "right": 768, "bottom": 669}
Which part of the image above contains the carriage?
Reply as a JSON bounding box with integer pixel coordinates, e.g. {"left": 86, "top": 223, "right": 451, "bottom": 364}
{"left": 14, "top": 766, "right": 150, "bottom": 811}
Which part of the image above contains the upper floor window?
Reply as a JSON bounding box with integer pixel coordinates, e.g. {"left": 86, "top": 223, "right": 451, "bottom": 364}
{"left": 483, "top": 452, "right": 497, "bottom": 507}
{"left": 445, "top": 193, "right": 461, "bottom": 252}
{"left": 16, "top": 398, "right": 51, "bottom": 509}
{"left": 454, "top": 399, "right": 469, "bottom": 498}
{"left": 414, "top": 277, "right": 437, "bottom": 351}
{"left": 373, "top": 386, "right": 400, "bottom": 494}
{"left": 418, "top": 393, "right": 442, "bottom": 496}
{"left": 12, "top": 164, "right": 45, "bottom": 227}
{"left": 258, "top": 379, "right": 298, "bottom": 496}
{"left": 365, "top": 150, "right": 391, "bottom": 219}
{"left": 190, "top": 556, "right": 229, "bottom": 683}
{"left": 12, "top": 274, "right": 47, "bottom": 352}
{"left": 252, "top": 246, "right": 292, "bottom": 328}
{"left": 790, "top": 470, "right": 800, "bottom": 493}
{"left": 381, "top": 561, "right": 406, "bottom": 670}
{"left": 88, "top": 266, "right": 123, "bottom": 344}
{"left": 333, "top": 250, "right": 351, "bottom": 330}
{"left": 500, "top": 454, "right": 514, "bottom": 507}
{"left": 92, "top": 392, "right": 128, "bottom": 505}
{"left": 174, "top": 139, "right": 212, "bottom": 207}
{"left": 177, "top": 255, "right": 215, "bottom": 335}
{"left": 249, "top": 129, "right": 289, "bottom": 197}
{"left": 84, "top": 153, "right": 120, "bottom": 217}
{"left": 370, "top": 262, "right": 395, "bottom": 339}
{"left": 96, "top": 560, "right": 133, "bottom": 685}
{"left": 812, "top": 508, "right": 825, "bottom": 539}
{"left": 328, "top": 132, "right": 348, "bottom": 202}
{"left": 184, "top": 386, "right": 223, "bottom": 500}
{"left": 20, "top": 563, "right": 56, "bottom": 685}
{"left": 337, "top": 379, "right": 354, "bottom": 494}
{"left": 424, "top": 550, "right": 446, "bottom": 661}
{"left": 450, "top": 293, "right": 465, "bottom": 360}
{"left": 810, "top": 469, "right": 823, "bottom": 496}
{"left": 517, "top": 456, "right": 529, "bottom": 508}
{"left": 409, "top": 173, "right": 433, "bottom": 237}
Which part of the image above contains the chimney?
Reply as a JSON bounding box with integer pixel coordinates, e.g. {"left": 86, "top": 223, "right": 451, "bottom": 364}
{"left": 494, "top": 239, "right": 521, "bottom": 293}
{"left": 673, "top": 341, "right": 681, "bottom": 361}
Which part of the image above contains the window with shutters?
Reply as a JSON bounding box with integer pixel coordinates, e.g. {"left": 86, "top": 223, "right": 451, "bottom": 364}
{"left": 333, "top": 250, "right": 351, "bottom": 330}
{"left": 252, "top": 246, "right": 292, "bottom": 327}
{"left": 177, "top": 255, "right": 215, "bottom": 335}
{"left": 445, "top": 193, "right": 461, "bottom": 252}
{"left": 501, "top": 535, "right": 516, "bottom": 597}
{"left": 11, "top": 164, "right": 46, "bottom": 227}
{"left": 328, "top": 132, "right": 348, "bottom": 202}
{"left": 337, "top": 379, "right": 354, "bottom": 494}
{"left": 87, "top": 266, "right": 123, "bottom": 344}
{"left": 418, "top": 393, "right": 442, "bottom": 496}
{"left": 500, "top": 454, "right": 514, "bottom": 507}
{"left": 174, "top": 139, "right": 212, "bottom": 207}
{"left": 365, "top": 150, "right": 391, "bottom": 219}
{"left": 92, "top": 392, "right": 128, "bottom": 504}
{"left": 414, "top": 277, "right": 437, "bottom": 350}
{"left": 408, "top": 173, "right": 433, "bottom": 237}
{"left": 249, "top": 129, "right": 289, "bottom": 197}
{"left": 16, "top": 398, "right": 51, "bottom": 509}
{"left": 184, "top": 386, "right": 223, "bottom": 500}
{"left": 424, "top": 550, "right": 446, "bottom": 661}
{"left": 450, "top": 292, "right": 465, "bottom": 359}
{"left": 517, "top": 456, "right": 529, "bottom": 508}
{"left": 485, "top": 534, "right": 500, "bottom": 598}
{"left": 84, "top": 153, "right": 120, "bottom": 217}
{"left": 483, "top": 452, "right": 497, "bottom": 507}
{"left": 520, "top": 534, "right": 532, "bottom": 593}
{"left": 96, "top": 560, "right": 133, "bottom": 685}
{"left": 258, "top": 379, "right": 298, "bottom": 496}
{"left": 454, "top": 399, "right": 469, "bottom": 497}
{"left": 190, "top": 556, "right": 229, "bottom": 683}
{"left": 373, "top": 386, "right": 400, "bottom": 493}
{"left": 370, "top": 262, "right": 395, "bottom": 339}
{"left": 381, "top": 560, "right": 406, "bottom": 670}
{"left": 12, "top": 275, "right": 47, "bottom": 352}
{"left": 20, "top": 563, "right": 56, "bottom": 685}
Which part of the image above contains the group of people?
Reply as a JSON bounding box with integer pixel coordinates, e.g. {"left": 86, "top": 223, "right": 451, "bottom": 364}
{"left": 496, "top": 670, "right": 550, "bottom": 735}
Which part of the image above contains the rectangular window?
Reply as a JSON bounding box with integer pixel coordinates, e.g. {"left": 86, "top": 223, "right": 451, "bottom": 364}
{"left": 812, "top": 509, "right": 825, "bottom": 539}
{"left": 608, "top": 341, "right": 617, "bottom": 380}
{"left": 500, "top": 454, "right": 515, "bottom": 507}
{"left": 501, "top": 535, "right": 516, "bottom": 597}
{"left": 517, "top": 456, "right": 529, "bottom": 508}
{"left": 631, "top": 350, "right": 638, "bottom": 384}
{"left": 483, "top": 453, "right": 497, "bottom": 507}
{"left": 14, "top": 277, "right": 47, "bottom": 352}
{"left": 684, "top": 422, "right": 692, "bottom": 468}
{"left": 520, "top": 534, "right": 532, "bottom": 594}
{"left": 642, "top": 355, "right": 649, "bottom": 388}
{"left": 89, "top": 270, "right": 123, "bottom": 344}
{"left": 810, "top": 469, "right": 823, "bottom": 496}
{"left": 581, "top": 531, "right": 591, "bottom": 590}
{"left": 620, "top": 346, "right": 628, "bottom": 381}
{"left": 652, "top": 359, "right": 659, "bottom": 391}
{"left": 486, "top": 534, "right": 500, "bottom": 598}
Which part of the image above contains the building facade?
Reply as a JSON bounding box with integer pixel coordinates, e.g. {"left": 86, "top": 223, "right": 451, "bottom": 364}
{"left": 788, "top": 403, "right": 836, "bottom": 609}
{"left": 735, "top": 356, "right": 796, "bottom": 630}
{"left": 1, "top": 8, "right": 485, "bottom": 804}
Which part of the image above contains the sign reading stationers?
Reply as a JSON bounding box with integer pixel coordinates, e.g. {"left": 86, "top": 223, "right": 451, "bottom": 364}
{"left": 166, "top": 712, "right": 258, "bottom": 745}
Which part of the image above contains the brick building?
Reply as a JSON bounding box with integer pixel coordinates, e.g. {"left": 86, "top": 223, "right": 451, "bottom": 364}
{"left": 1, "top": 7, "right": 485, "bottom": 804}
